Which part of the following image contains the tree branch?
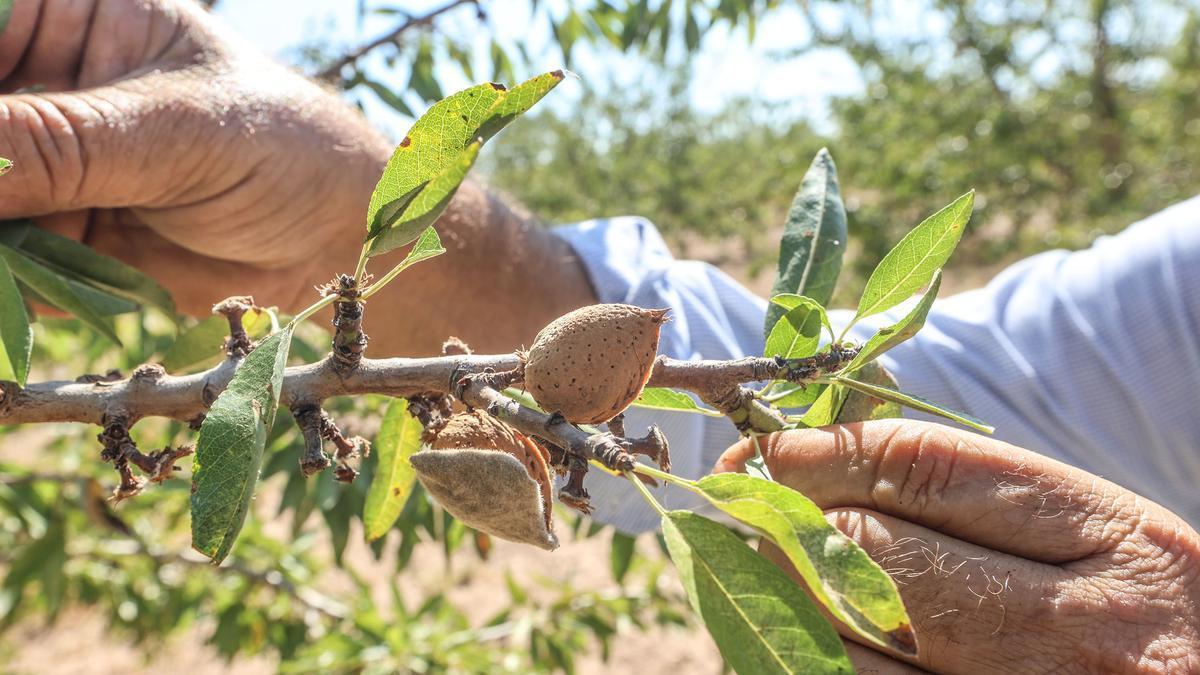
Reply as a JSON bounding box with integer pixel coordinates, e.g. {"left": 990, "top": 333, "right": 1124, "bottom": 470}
{"left": 315, "top": 0, "right": 480, "bottom": 82}
{"left": 0, "top": 351, "right": 855, "bottom": 429}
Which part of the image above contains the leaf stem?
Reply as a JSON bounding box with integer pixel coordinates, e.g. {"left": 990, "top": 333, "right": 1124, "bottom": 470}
{"left": 360, "top": 257, "right": 413, "bottom": 300}
{"left": 290, "top": 294, "right": 338, "bottom": 326}
{"left": 632, "top": 463, "right": 698, "bottom": 492}
{"left": 625, "top": 471, "right": 667, "bottom": 516}
{"left": 352, "top": 241, "right": 371, "bottom": 284}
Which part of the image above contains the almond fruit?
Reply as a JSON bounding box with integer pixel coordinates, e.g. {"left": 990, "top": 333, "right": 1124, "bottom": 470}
{"left": 524, "top": 304, "right": 668, "bottom": 425}
{"left": 411, "top": 412, "right": 558, "bottom": 550}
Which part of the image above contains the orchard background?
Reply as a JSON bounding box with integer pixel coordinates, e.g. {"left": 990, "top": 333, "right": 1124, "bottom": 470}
{"left": 2, "top": 0, "right": 1199, "bottom": 672}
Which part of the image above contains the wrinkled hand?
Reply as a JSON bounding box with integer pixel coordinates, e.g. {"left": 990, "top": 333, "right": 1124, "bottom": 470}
{"left": 0, "top": 0, "right": 390, "bottom": 314}
{"left": 716, "top": 420, "right": 1200, "bottom": 673}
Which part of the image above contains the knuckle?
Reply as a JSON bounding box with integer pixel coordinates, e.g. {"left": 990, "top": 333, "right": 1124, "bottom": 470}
{"left": 872, "top": 422, "right": 962, "bottom": 519}
{"left": 1, "top": 94, "right": 89, "bottom": 208}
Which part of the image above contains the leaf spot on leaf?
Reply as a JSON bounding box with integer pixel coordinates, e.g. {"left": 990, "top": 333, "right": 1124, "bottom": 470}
{"left": 489, "top": 82, "right": 507, "bottom": 91}
{"left": 399, "top": 136, "right": 412, "bottom": 148}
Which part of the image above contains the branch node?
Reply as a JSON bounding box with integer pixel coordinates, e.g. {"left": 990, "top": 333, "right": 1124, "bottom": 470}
{"left": 327, "top": 274, "right": 368, "bottom": 374}
{"left": 559, "top": 457, "right": 593, "bottom": 514}
{"left": 75, "top": 369, "right": 123, "bottom": 384}
{"left": 131, "top": 363, "right": 166, "bottom": 382}
{"left": 292, "top": 405, "right": 331, "bottom": 477}
{"left": 213, "top": 295, "right": 257, "bottom": 358}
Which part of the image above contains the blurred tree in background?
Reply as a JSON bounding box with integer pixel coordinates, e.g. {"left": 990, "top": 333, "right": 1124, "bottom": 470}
{"left": 3, "top": 0, "right": 1200, "bottom": 671}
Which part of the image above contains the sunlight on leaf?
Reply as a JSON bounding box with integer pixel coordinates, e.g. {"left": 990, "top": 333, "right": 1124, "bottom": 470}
{"left": 191, "top": 327, "right": 294, "bottom": 564}
{"left": 695, "top": 473, "right": 915, "bottom": 655}
{"left": 364, "top": 399, "right": 423, "bottom": 541}
{"left": 833, "top": 375, "right": 994, "bottom": 433}
{"left": 631, "top": 387, "right": 722, "bottom": 417}
{"left": 842, "top": 270, "right": 942, "bottom": 373}
{"left": 854, "top": 192, "right": 973, "bottom": 323}
{"left": 662, "top": 511, "right": 852, "bottom": 674}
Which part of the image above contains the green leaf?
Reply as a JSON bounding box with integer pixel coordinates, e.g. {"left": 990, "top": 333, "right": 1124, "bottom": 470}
{"left": 764, "top": 303, "right": 823, "bottom": 361}
{"left": 364, "top": 72, "right": 565, "bottom": 238}
{"left": 835, "top": 362, "right": 903, "bottom": 423}
{"left": 161, "top": 309, "right": 276, "bottom": 373}
{"left": 13, "top": 227, "right": 175, "bottom": 316}
{"left": 798, "top": 384, "right": 847, "bottom": 428}
{"left": 0, "top": 220, "right": 30, "bottom": 247}
{"left": 191, "top": 327, "right": 294, "bottom": 564}
{"left": 0, "top": 0, "right": 11, "bottom": 36}
{"left": 367, "top": 143, "right": 475, "bottom": 258}
{"left": 765, "top": 149, "right": 847, "bottom": 336}
{"left": 661, "top": 511, "right": 852, "bottom": 674}
{"left": 0, "top": 245, "right": 121, "bottom": 344}
{"left": 358, "top": 75, "right": 415, "bottom": 117}
{"left": 0, "top": 256, "right": 32, "bottom": 385}
{"left": 693, "top": 474, "right": 915, "bottom": 655}
{"left": 0, "top": 157, "right": 10, "bottom": 176}
{"left": 60, "top": 278, "right": 138, "bottom": 316}
{"left": 832, "top": 375, "right": 994, "bottom": 433}
{"left": 843, "top": 270, "right": 942, "bottom": 373}
{"left": 363, "top": 399, "right": 423, "bottom": 541}
{"left": 854, "top": 192, "right": 973, "bottom": 322}
{"left": 610, "top": 531, "right": 636, "bottom": 583}
{"left": 770, "top": 294, "right": 832, "bottom": 339}
{"left": 631, "top": 387, "right": 722, "bottom": 417}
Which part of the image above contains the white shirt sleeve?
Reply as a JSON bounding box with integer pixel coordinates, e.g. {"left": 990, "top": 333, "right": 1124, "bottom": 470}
{"left": 552, "top": 198, "right": 1200, "bottom": 533}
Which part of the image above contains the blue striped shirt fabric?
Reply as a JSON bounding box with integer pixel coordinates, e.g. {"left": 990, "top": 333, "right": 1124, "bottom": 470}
{"left": 551, "top": 196, "right": 1200, "bottom": 533}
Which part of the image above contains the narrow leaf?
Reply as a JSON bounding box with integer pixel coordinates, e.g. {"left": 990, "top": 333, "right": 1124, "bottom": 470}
{"left": 0, "top": 157, "right": 10, "bottom": 175}
{"left": 60, "top": 278, "right": 138, "bottom": 316}
{"left": 0, "top": 220, "right": 30, "bottom": 247}
{"left": 661, "top": 511, "right": 852, "bottom": 674}
{"left": 474, "top": 70, "right": 568, "bottom": 142}
{"left": 694, "top": 474, "right": 915, "bottom": 655}
{"left": 13, "top": 228, "right": 175, "bottom": 316}
{"left": 191, "top": 327, "right": 294, "bottom": 563}
{"left": 765, "top": 149, "right": 847, "bottom": 336}
{"left": 0, "top": 245, "right": 121, "bottom": 344}
{"left": 855, "top": 192, "right": 973, "bottom": 321}
{"left": 835, "top": 362, "right": 903, "bottom": 423}
{"left": 843, "top": 270, "right": 942, "bottom": 373}
{"left": 770, "top": 294, "right": 832, "bottom": 338}
{"left": 0, "top": 257, "right": 32, "bottom": 385}
{"left": 832, "top": 375, "right": 994, "bottom": 433}
{"left": 631, "top": 387, "right": 722, "bottom": 417}
{"left": 364, "top": 399, "right": 423, "bottom": 541}
{"left": 366, "top": 142, "right": 480, "bottom": 257}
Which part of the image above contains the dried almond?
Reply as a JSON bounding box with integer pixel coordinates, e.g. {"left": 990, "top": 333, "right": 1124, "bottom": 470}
{"left": 524, "top": 304, "right": 668, "bottom": 424}
{"left": 412, "top": 412, "right": 558, "bottom": 550}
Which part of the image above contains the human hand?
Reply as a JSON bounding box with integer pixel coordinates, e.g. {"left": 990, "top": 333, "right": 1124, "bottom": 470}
{"left": 715, "top": 420, "right": 1200, "bottom": 673}
{"left": 0, "top": 0, "right": 390, "bottom": 315}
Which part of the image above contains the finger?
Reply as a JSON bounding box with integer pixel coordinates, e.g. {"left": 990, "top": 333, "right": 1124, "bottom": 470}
{"left": 720, "top": 420, "right": 1136, "bottom": 563}
{"left": 0, "top": 78, "right": 223, "bottom": 218}
{"left": 844, "top": 641, "right": 927, "bottom": 674}
{"left": 1, "top": 0, "right": 190, "bottom": 92}
{"left": 763, "top": 508, "right": 1072, "bottom": 674}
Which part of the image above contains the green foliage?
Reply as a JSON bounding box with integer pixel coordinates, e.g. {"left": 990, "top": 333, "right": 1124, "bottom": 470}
{"left": 833, "top": 375, "right": 994, "bottom": 434}
{"left": 362, "top": 399, "right": 422, "bottom": 541}
{"left": 0, "top": 257, "right": 32, "bottom": 385}
{"left": 364, "top": 72, "right": 565, "bottom": 257}
{"left": 661, "top": 511, "right": 852, "bottom": 674}
{"left": 0, "top": 244, "right": 120, "bottom": 345}
{"left": 191, "top": 327, "right": 294, "bottom": 563}
{"left": 853, "top": 192, "right": 973, "bottom": 323}
{"left": 843, "top": 270, "right": 943, "bottom": 373}
{"left": 693, "top": 473, "right": 913, "bottom": 654}
{"left": 764, "top": 302, "right": 823, "bottom": 360}
{"left": 765, "top": 149, "right": 847, "bottom": 332}
{"left": 631, "top": 387, "right": 722, "bottom": 416}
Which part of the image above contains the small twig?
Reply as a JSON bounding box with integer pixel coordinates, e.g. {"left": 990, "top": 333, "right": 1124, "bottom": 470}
{"left": 316, "top": 0, "right": 480, "bottom": 81}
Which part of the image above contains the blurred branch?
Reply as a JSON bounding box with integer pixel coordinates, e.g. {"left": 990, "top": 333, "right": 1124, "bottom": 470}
{"left": 315, "top": 0, "right": 481, "bottom": 81}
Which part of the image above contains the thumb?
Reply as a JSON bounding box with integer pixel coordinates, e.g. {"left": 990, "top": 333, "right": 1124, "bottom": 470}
{"left": 0, "top": 82, "right": 184, "bottom": 218}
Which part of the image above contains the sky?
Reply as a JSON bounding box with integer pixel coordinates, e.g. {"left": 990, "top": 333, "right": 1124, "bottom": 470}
{"left": 215, "top": 0, "right": 867, "bottom": 139}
